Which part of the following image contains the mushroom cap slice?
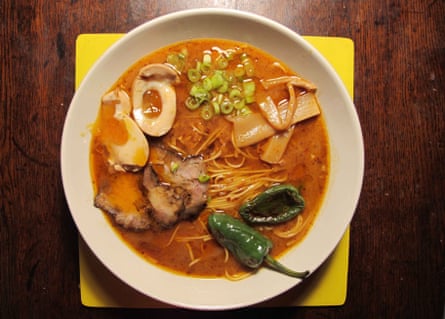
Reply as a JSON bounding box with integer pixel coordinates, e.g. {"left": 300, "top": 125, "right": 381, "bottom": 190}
{"left": 138, "top": 63, "right": 180, "bottom": 84}
{"left": 102, "top": 87, "right": 132, "bottom": 115}
{"left": 132, "top": 64, "right": 180, "bottom": 137}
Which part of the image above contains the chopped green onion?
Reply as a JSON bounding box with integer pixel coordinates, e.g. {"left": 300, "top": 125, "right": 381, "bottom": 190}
{"left": 203, "top": 54, "right": 212, "bottom": 65}
{"left": 170, "top": 162, "right": 179, "bottom": 173}
{"left": 212, "top": 100, "right": 221, "bottom": 115}
{"left": 243, "top": 80, "right": 256, "bottom": 104}
{"left": 187, "top": 69, "right": 201, "bottom": 82}
{"left": 240, "top": 53, "right": 249, "bottom": 63}
{"left": 244, "top": 62, "right": 255, "bottom": 77}
{"left": 199, "top": 54, "right": 212, "bottom": 74}
{"left": 166, "top": 53, "right": 186, "bottom": 71}
{"left": 167, "top": 53, "right": 179, "bottom": 65}
{"left": 216, "top": 93, "right": 224, "bottom": 104}
{"left": 183, "top": 49, "right": 258, "bottom": 119}
{"left": 238, "top": 106, "right": 252, "bottom": 116}
{"left": 245, "top": 95, "right": 256, "bottom": 104}
{"left": 180, "top": 47, "right": 188, "bottom": 59}
{"left": 196, "top": 60, "right": 211, "bottom": 74}
{"left": 233, "top": 98, "right": 245, "bottom": 110}
{"left": 240, "top": 53, "right": 255, "bottom": 77}
{"left": 211, "top": 71, "right": 225, "bottom": 89}
{"left": 234, "top": 65, "right": 245, "bottom": 78}
{"left": 198, "top": 174, "right": 211, "bottom": 183}
{"left": 185, "top": 96, "right": 201, "bottom": 110}
{"left": 200, "top": 63, "right": 212, "bottom": 74}
{"left": 216, "top": 55, "right": 229, "bottom": 69}
{"left": 187, "top": 69, "right": 201, "bottom": 83}
{"left": 229, "top": 88, "right": 242, "bottom": 100}
{"left": 220, "top": 100, "right": 234, "bottom": 115}
{"left": 223, "top": 71, "right": 234, "bottom": 82}
{"left": 217, "top": 80, "right": 229, "bottom": 93}
{"left": 224, "top": 49, "right": 236, "bottom": 60}
{"left": 243, "top": 80, "right": 256, "bottom": 96}
{"left": 190, "top": 84, "right": 210, "bottom": 103}
{"left": 200, "top": 103, "right": 214, "bottom": 120}
{"left": 203, "top": 77, "right": 213, "bottom": 91}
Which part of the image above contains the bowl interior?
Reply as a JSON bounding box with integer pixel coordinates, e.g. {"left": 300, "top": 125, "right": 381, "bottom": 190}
{"left": 61, "top": 8, "right": 364, "bottom": 310}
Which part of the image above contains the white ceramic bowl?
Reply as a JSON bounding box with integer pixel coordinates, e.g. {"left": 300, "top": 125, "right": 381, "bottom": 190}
{"left": 61, "top": 8, "right": 364, "bottom": 310}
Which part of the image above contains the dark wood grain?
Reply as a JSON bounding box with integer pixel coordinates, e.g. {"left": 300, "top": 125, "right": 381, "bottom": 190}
{"left": 1, "top": 1, "right": 444, "bottom": 318}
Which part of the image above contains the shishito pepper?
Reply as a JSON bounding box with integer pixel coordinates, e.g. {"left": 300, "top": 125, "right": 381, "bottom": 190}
{"left": 239, "top": 184, "right": 305, "bottom": 224}
{"left": 208, "top": 213, "right": 309, "bottom": 279}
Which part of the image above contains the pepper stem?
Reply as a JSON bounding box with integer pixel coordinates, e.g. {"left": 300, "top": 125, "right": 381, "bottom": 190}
{"left": 264, "top": 255, "right": 310, "bottom": 279}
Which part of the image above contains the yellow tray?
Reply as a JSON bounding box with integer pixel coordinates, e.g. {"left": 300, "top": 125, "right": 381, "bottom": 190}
{"left": 76, "top": 34, "right": 354, "bottom": 308}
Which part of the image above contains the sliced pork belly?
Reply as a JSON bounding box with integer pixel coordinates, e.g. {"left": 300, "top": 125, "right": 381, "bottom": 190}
{"left": 142, "top": 144, "right": 209, "bottom": 227}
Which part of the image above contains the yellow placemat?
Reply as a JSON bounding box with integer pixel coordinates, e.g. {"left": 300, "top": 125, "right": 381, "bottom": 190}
{"left": 76, "top": 34, "right": 354, "bottom": 308}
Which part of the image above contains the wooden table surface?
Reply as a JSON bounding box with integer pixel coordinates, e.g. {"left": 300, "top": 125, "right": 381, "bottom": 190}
{"left": 1, "top": 1, "right": 444, "bottom": 318}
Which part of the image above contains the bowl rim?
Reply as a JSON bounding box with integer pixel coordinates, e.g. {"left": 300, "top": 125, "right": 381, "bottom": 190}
{"left": 61, "top": 8, "right": 364, "bottom": 310}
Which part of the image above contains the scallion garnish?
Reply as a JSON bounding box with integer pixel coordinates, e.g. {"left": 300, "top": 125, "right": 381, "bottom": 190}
{"left": 183, "top": 48, "right": 257, "bottom": 117}
{"left": 200, "top": 103, "right": 214, "bottom": 120}
{"left": 198, "top": 174, "right": 211, "bottom": 183}
{"left": 187, "top": 69, "right": 201, "bottom": 82}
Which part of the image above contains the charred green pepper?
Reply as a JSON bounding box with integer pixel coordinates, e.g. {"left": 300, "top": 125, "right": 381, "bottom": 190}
{"left": 239, "top": 184, "right": 305, "bottom": 224}
{"left": 208, "top": 213, "right": 309, "bottom": 279}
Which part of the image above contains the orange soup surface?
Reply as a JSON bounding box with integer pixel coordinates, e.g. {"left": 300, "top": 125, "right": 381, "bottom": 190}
{"left": 90, "top": 38, "right": 330, "bottom": 278}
